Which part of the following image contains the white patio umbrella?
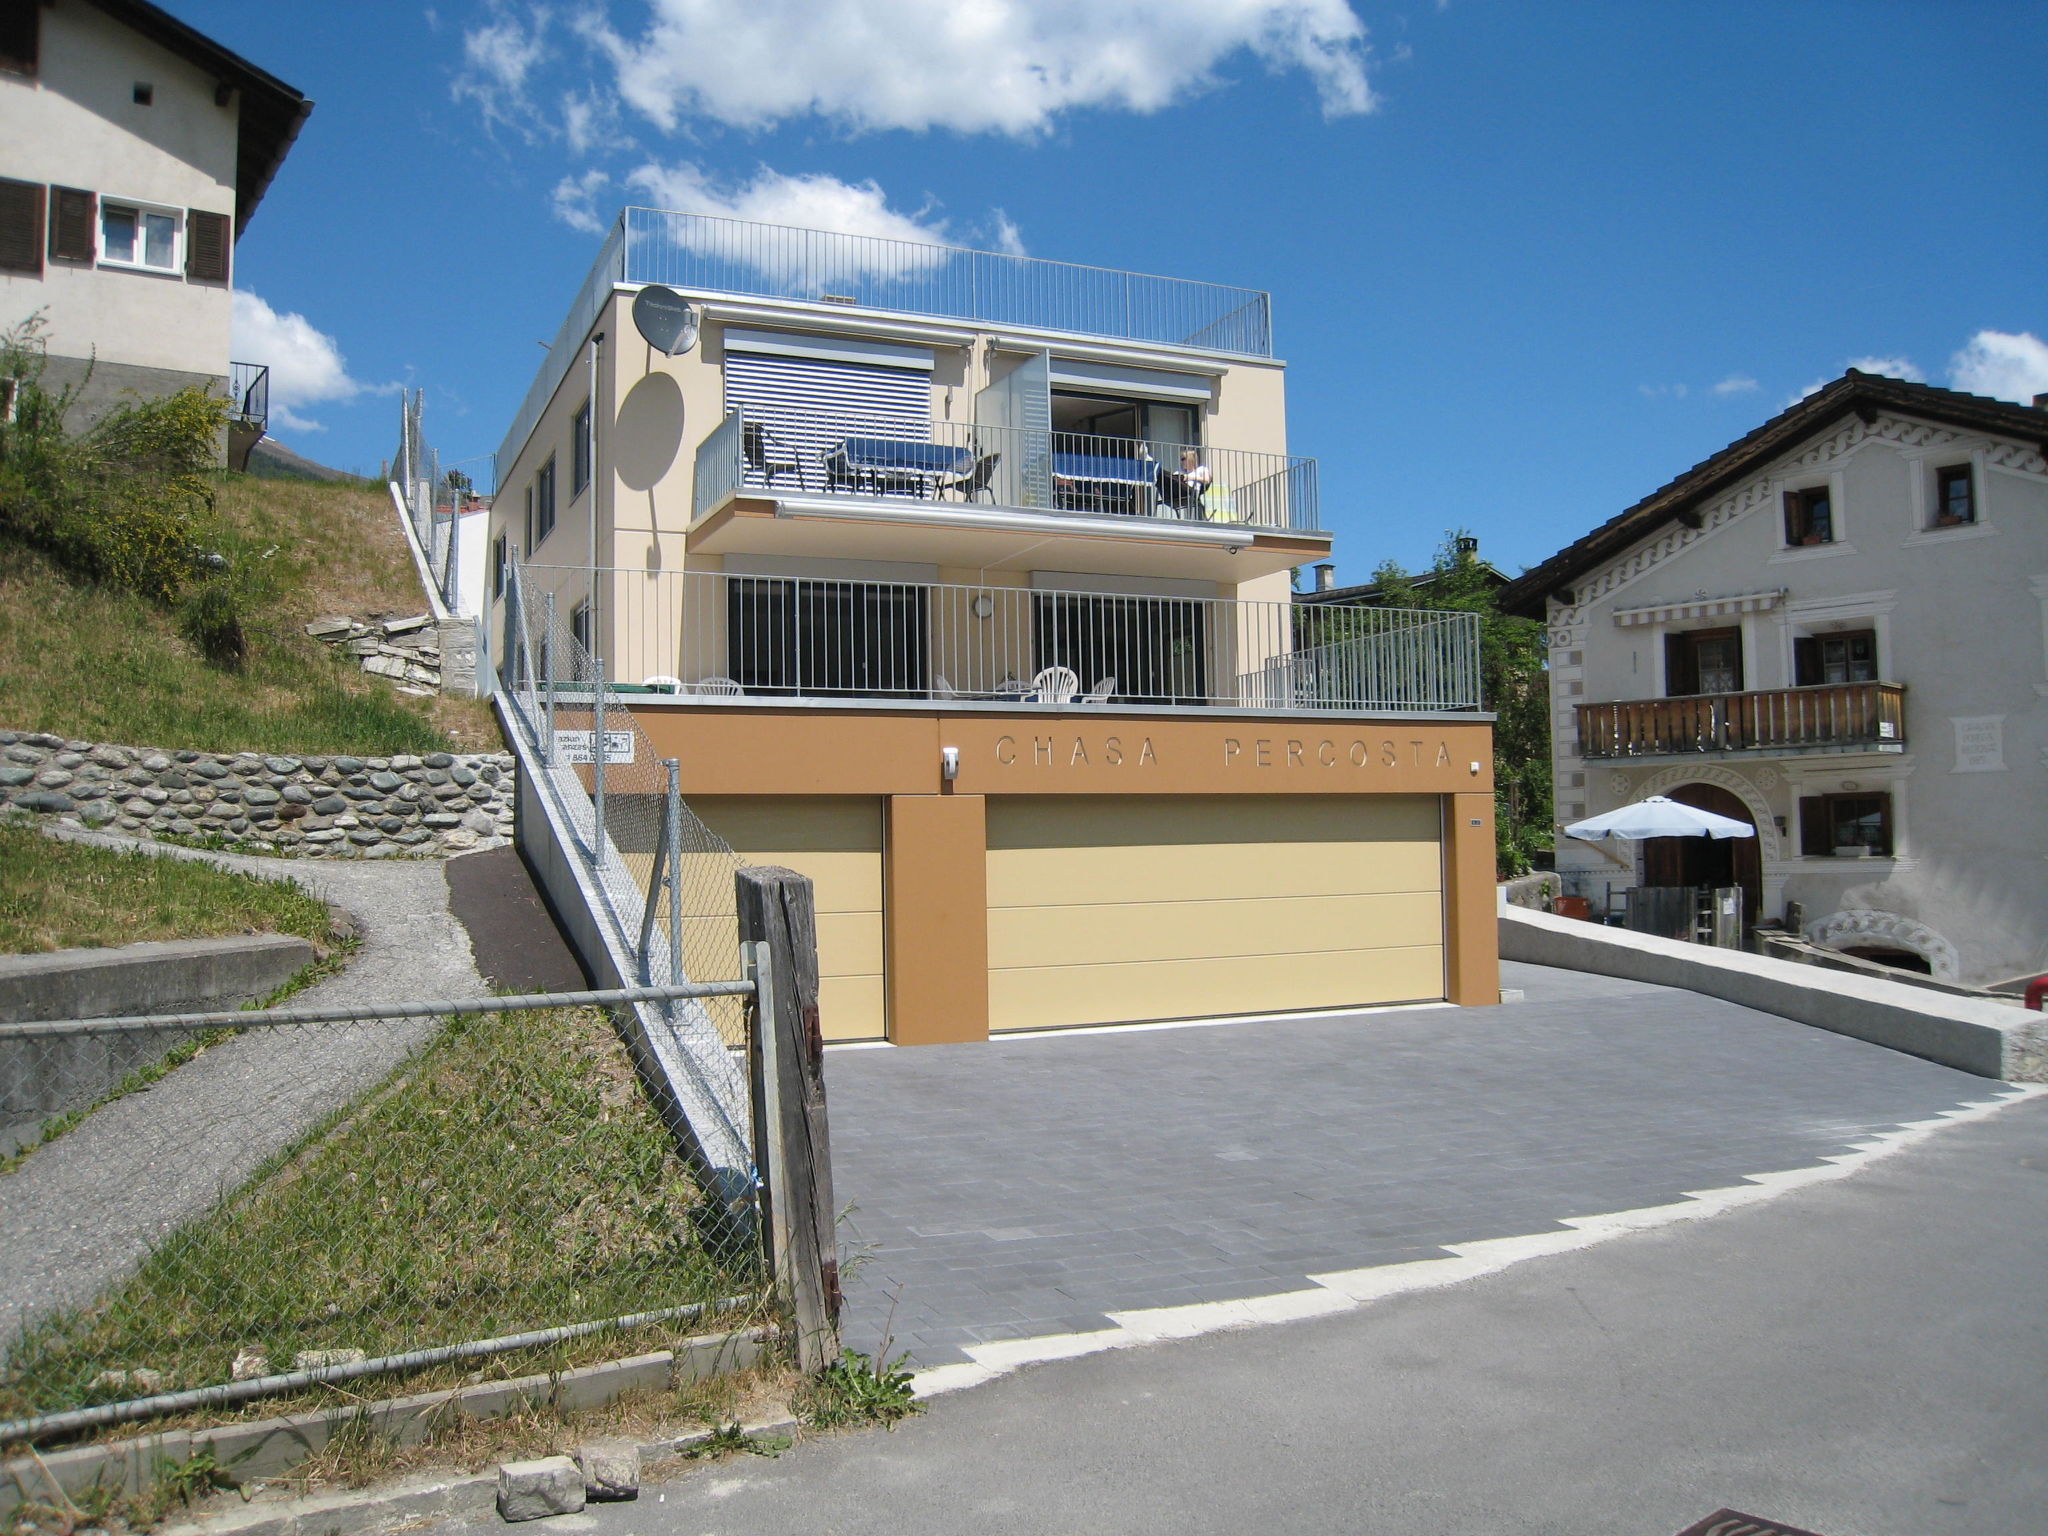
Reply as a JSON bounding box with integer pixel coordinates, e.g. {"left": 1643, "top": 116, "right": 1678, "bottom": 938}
{"left": 1563, "top": 795, "right": 1757, "bottom": 842}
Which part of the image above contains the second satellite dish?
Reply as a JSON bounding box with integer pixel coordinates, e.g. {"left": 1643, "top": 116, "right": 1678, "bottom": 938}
{"left": 632, "top": 285, "right": 699, "bottom": 356}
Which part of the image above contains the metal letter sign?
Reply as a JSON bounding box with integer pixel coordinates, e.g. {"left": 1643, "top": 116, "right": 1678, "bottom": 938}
{"left": 553, "top": 729, "right": 636, "bottom": 765}
{"left": 632, "top": 285, "right": 699, "bottom": 357}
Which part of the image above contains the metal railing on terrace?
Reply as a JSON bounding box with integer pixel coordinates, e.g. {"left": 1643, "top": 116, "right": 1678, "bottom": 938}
{"left": 528, "top": 566, "right": 1482, "bottom": 715}
{"left": 498, "top": 207, "right": 1273, "bottom": 478}
{"left": 693, "top": 409, "right": 1321, "bottom": 532}
{"left": 227, "top": 361, "right": 268, "bottom": 429}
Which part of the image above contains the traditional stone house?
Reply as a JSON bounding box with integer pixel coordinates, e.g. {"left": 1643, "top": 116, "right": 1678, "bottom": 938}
{"left": 1502, "top": 371, "right": 2048, "bottom": 987}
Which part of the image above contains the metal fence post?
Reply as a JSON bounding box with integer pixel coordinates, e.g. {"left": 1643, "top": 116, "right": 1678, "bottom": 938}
{"left": 591, "top": 658, "right": 607, "bottom": 859}
{"left": 543, "top": 593, "right": 558, "bottom": 763}
{"left": 665, "top": 758, "right": 684, "bottom": 986}
{"left": 736, "top": 866, "right": 838, "bottom": 1374}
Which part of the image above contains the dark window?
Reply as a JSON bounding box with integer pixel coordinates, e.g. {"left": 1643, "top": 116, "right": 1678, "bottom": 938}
{"left": 1799, "top": 792, "right": 1892, "bottom": 857}
{"left": 533, "top": 457, "right": 556, "bottom": 546}
{"left": 185, "top": 209, "right": 229, "bottom": 282}
{"left": 1032, "top": 592, "right": 1209, "bottom": 706}
{"left": 1783, "top": 486, "right": 1833, "bottom": 546}
{"left": 572, "top": 400, "right": 592, "bottom": 495}
{"left": 48, "top": 187, "right": 95, "bottom": 262}
{"left": 727, "top": 578, "right": 929, "bottom": 698}
{"left": 1664, "top": 627, "right": 1742, "bottom": 697}
{"left": 1934, "top": 464, "right": 1974, "bottom": 525}
{"left": 491, "top": 532, "right": 508, "bottom": 600}
{"left": 131, "top": 81, "right": 153, "bottom": 105}
{"left": 0, "top": 3, "right": 38, "bottom": 77}
{"left": 570, "top": 600, "right": 591, "bottom": 654}
{"left": 1793, "top": 629, "right": 1877, "bottom": 687}
{"left": 0, "top": 177, "right": 45, "bottom": 275}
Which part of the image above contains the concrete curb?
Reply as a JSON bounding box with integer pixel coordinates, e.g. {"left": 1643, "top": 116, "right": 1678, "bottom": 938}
{"left": 0, "top": 935, "right": 318, "bottom": 1025}
{"left": 1499, "top": 907, "right": 2048, "bottom": 1081}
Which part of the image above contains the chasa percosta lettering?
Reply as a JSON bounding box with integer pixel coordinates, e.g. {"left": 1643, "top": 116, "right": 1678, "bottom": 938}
{"left": 990, "top": 735, "right": 1455, "bottom": 770}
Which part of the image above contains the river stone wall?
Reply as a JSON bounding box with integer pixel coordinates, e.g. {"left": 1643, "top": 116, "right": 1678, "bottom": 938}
{"left": 0, "top": 732, "right": 515, "bottom": 858}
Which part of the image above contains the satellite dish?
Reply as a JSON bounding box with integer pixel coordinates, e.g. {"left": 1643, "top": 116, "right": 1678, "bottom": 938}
{"left": 632, "top": 285, "right": 699, "bottom": 356}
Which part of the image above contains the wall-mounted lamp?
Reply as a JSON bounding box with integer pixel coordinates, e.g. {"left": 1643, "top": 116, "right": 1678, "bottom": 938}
{"left": 971, "top": 595, "right": 995, "bottom": 620}
{"left": 1774, "top": 816, "right": 1787, "bottom": 834}
{"left": 1469, "top": 761, "right": 1483, "bottom": 775}
{"left": 941, "top": 746, "right": 960, "bottom": 781}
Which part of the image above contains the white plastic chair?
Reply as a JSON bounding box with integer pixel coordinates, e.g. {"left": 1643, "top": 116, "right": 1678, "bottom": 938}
{"left": 932, "top": 674, "right": 959, "bottom": 699}
{"left": 692, "top": 675, "right": 745, "bottom": 697}
{"left": 641, "top": 674, "right": 684, "bottom": 694}
{"left": 1030, "top": 666, "right": 1080, "bottom": 704}
{"left": 1079, "top": 674, "right": 1117, "bottom": 704}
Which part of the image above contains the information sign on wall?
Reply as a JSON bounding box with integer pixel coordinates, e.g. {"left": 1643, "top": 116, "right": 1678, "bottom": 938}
{"left": 553, "top": 730, "right": 636, "bottom": 765}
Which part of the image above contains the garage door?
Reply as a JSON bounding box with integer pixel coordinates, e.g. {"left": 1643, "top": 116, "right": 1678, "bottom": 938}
{"left": 687, "top": 797, "right": 885, "bottom": 1042}
{"left": 987, "top": 795, "right": 1443, "bottom": 1032}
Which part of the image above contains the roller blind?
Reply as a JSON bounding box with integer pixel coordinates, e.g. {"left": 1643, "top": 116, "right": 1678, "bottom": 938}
{"left": 723, "top": 352, "right": 931, "bottom": 493}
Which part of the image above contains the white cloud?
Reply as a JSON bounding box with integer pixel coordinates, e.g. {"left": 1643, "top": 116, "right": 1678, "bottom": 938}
{"left": 1712, "top": 374, "right": 1758, "bottom": 396}
{"left": 230, "top": 291, "right": 369, "bottom": 434}
{"left": 1948, "top": 329, "right": 2048, "bottom": 403}
{"left": 550, "top": 168, "right": 612, "bottom": 234}
{"left": 586, "top": 0, "right": 1375, "bottom": 137}
{"left": 1638, "top": 383, "right": 1687, "bottom": 400}
{"left": 453, "top": 3, "right": 552, "bottom": 133}
{"left": 1845, "top": 354, "right": 1924, "bottom": 383}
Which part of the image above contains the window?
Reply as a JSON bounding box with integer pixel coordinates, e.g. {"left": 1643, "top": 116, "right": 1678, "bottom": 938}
{"left": 572, "top": 400, "right": 592, "bottom": 496}
{"left": 100, "top": 199, "right": 179, "bottom": 273}
{"left": 491, "top": 532, "right": 508, "bottom": 600}
{"left": 1665, "top": 627, "right": 1742, "bottom": 697}
{"left": 0, "top": 177, "right": 43, "bottom": 275}
{"left": 1933, "top": 464, "right": 1974, "bottom": 526}
{"left": 1799, "top": 792, "right": 1892, "bottom": 857}
{"left": 532, "top": 456, "right": 556, "bottom": 546}
{"left": 570, "top": 600, "right": 592, "bottom": 654}
{"left": 131, "top": 81, "right": 153, "bottom": 106}
{"left": 1793, "top": 630, "right": 1877, "bottom": 687}
{"left": 48, "top": 187, "right": 95, "bottom": 262}
{"left": 0, "top": 3, "right": 39, "bottom": 78}
{"left": 1782, "top": 486, "right": 1833, "bottom": 546}
{"left": 727, "top": 578, "right": 929, "bottom": 698}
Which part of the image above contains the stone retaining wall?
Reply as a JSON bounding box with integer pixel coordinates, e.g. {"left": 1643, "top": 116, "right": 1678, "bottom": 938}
{"left": 0, "top": 732, "right": 515, "bottom": 858}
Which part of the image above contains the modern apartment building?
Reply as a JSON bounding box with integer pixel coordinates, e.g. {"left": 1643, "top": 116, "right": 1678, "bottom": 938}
{"left": 1504, "top": 371, "right": 2048, "bottom": 987}
{"left": 0, "top": 0, "right": 307, "bottom": 442}
{"left": 490, "top": 209, "right": 1498, "bottom": 1044}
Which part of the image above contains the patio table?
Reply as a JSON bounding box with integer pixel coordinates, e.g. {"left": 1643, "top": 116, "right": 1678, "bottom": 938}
{"left": 1053, "top": 451, "right": 1156, "bottom": 516}
{"left": 827, "top": 437, "right": 974, "bottom": 498}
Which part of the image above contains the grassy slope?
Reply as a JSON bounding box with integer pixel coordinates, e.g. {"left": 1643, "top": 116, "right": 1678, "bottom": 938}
{"left": 0, "top": 824, "right": 333, "bottom": 953}
{"left": 0, "top": 475, "right": 498, "bottom": 755}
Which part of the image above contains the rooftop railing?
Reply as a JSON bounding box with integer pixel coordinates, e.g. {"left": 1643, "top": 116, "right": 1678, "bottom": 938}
{"left": 498, "top": 208, "right": 1273, "bottom": 478}
{"left": 525, "top": 567, "right": 1482, "bottom": 716}
{"left": 693, "top": 408, "right": 1321, "bottom": 532}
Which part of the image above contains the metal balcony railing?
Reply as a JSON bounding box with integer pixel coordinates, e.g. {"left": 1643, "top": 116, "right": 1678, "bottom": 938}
{"left": 227, "top": 361, "right": 268, "bottom": 429}
{"left": 499, "top": 208, "right": 1274, "bottom": 479}
{"left": 1574, "top": 682, "right": 1907, "bottom": 758}
{"left": 525, "top": 567, "right": 1482, "bottom": 715}
{"left": 692, "top": 409, "right": 1320, "bottom": 533}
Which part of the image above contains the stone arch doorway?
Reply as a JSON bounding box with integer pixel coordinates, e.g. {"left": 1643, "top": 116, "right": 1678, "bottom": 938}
{"left": 1641, "top": 783, "right": 1762, "bottom": 926}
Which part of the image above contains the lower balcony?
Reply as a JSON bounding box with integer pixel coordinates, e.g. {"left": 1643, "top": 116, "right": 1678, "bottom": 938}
{"left": 1575, "top": 682, "right": 1906, "bottom": 760}
{"left": 515, "top": 566, "right": 1483, "bottom": 716}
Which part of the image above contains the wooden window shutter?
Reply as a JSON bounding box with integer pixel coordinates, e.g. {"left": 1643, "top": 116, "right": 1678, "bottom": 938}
{"left": 1664, "top": 633, "right": 1698, "bottom": 698}
{"left": 0, "top": 177, "right": 44, "bottom": 275}
{"left": 1792, "top": 636, "right": 1820, "bottom": 687}
{"left": 0, "top": 2, "right": 38, "bottom": 78}
{"left": 185, "top": 209, "right": 231, "bottom": 282}
{"left": 1798, "top": 797, "right": 1830, "bottom": 857}
{"left": 48, "top": 186, "right": 95, "bottom": 262}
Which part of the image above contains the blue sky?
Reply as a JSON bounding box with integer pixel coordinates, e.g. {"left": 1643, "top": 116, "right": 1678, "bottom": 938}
{"left": 193, "top": 0, "right": 2048, "bottom": 581}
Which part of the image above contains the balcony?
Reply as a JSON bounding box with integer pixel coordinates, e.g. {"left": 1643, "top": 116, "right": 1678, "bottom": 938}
{"left": 523, "top": 566, "right": 1483, "bottom": 716}
{"left": 1575, "top": 682, "right": 1907, "bottom": 760}
{"left": 225, "top": 361, "right": 269, "bottom": 471}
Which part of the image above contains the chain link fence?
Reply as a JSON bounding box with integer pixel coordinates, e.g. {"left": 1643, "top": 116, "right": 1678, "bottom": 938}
{"left": 391, "top": 388, "right": 465, "bottom": 613}
{"left": 0, "top": 984, "right": 768, "bottom": 1448}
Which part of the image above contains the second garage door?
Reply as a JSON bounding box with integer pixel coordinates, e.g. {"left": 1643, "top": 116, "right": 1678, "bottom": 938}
{"left": 987, "top": 794, "right": 1444, "bottom": 1032}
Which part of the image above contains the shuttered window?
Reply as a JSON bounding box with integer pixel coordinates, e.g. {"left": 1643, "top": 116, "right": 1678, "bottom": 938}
{"left": 185, "top": 209, "right": 230, "bottom": 282}
{"left": 723, "top": 352, "right": 930, "bottom": 495}
{"left": 0, "top": 177, "right": 44, "bottom": 275}
{"left": 49, "top": 187, "right": 95, "bottom": 262}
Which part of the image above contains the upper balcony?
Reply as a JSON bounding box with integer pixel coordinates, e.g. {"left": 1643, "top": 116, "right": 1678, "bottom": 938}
{"left": 501, "top": 208, "right": 1274, "bottom": 476}
{"left": 687, "top": 409, "right": 1323, "bottom": 581}
{"left": 1574, "top": 682, "right": 1907, "bottom": 761}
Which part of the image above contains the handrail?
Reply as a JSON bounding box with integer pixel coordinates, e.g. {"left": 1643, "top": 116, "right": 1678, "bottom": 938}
{"left": 1575, "top": 681, "right": 1907, "bottom": 758}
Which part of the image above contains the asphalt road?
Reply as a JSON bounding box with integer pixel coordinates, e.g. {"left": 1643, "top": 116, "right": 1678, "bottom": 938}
{"left": 426, "top": 1090, "right": 2048, "bottom": 1536}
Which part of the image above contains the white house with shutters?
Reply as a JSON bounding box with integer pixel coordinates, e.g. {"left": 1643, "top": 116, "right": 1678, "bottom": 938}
{"left": 1503, "top": 370, "right": 2048, "bottom": 990}
{"left": 0, "top": 0, "right": 308, "bottom": 435}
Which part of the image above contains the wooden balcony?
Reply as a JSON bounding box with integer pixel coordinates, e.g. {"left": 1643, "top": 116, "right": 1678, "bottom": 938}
{"left": 1575, "top": 682, "right": 1906, "bottom": 760}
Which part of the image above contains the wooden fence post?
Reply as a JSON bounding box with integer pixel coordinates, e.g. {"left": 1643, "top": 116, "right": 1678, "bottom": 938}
{"left": 736, "top": 866, "right": 840, "bottom": 1373}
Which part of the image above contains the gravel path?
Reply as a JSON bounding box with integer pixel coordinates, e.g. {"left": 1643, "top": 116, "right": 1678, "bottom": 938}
{"left": 0, "top": 830, "right": 489, "bottom": 1350}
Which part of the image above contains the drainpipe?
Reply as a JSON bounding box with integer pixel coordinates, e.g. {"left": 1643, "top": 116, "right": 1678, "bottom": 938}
{"left": 587, "top": 330, "right": 605, "bottom": 661}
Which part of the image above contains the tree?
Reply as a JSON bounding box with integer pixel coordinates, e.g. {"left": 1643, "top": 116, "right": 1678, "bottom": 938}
{"left": 1357, "top": 532, "right": 1551, "bottom": 877}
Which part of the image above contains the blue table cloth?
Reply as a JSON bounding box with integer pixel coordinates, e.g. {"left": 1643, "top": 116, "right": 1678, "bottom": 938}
{"left": 1053, "top": 451, "right": 1154, "bottom": 485}
{"left": 834, "top": 438, "right": 974, "bottom": 477}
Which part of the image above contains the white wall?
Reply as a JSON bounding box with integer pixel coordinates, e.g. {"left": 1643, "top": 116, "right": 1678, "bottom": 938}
{"left": 0, "top": 0, "right": 238, "bottom": 377}
{"left": 1547, "top": 408, "right": 2048, "bottom": 985}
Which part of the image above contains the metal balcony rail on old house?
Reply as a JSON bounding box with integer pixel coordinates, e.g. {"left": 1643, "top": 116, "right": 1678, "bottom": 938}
{"left": 528, "top": 567, "right": 1482, "bottom": 715}
{"left": 1574, "top": 681, "right": 1907, "bottom": 759}
{"left": 227, "top": 362, "right": 268, "bottom": 429}
{"left": 692, "top": 409, "right": 1321, "bottom": 533}
{"left": 499, "top": 208, "right": 1273, "bottom": 480}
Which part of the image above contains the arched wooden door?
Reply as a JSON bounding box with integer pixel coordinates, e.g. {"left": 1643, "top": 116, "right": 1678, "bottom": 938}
{"left": 1641, "top": 783, "right": 1762, "bottom": 926}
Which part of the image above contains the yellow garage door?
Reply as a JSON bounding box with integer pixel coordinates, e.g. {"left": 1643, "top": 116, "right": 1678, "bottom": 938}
{"left": 987, "top": 795, "right": 1443, "bottom": 1032}
{"left": 687, "top": 797, "right": 885, "bottom": 1042}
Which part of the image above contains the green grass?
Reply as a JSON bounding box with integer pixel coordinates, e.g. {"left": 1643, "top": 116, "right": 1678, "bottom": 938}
{"left": 0, "top": 474, "right": 499, "bottom": 756}
{"left": 0, "top": 823, "right": 336, "bottom": 954}
{"left": 0, "top": 1006, "right": 753, "bottom": 1424}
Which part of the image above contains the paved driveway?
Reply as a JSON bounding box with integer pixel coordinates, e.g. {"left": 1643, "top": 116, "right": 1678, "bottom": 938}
{"left": 824, "top": 961, "right": 2010, "bottom": 1366}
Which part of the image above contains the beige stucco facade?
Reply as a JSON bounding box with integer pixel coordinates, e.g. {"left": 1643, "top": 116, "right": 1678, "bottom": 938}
{"left": 0, "top": 0, "right": 238, "bottom": 382}
{"left": 1545, "top": 402, "right": 2048, "bottom": 986}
